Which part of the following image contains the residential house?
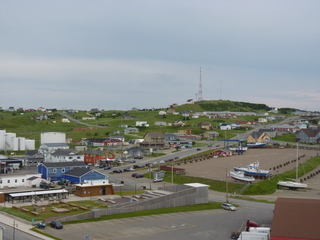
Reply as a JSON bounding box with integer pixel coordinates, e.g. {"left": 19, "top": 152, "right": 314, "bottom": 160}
{"left": 231, "top": 123, "right": 242, "bottom": 129}
{"left": 159, "top": 110, "right": 167, "bottom": 116}
{"left": 235, "top": 121, "right": 259, "bottom": 128}
{"left": 61, "top": 118, "right": 70, "bottom": 123}
{"left": 198, "top": 122, "right": 212, "bottom": 130}
{"left": 63, "top": 167, "right": 107, "bottom": 184}
{"left": 169, "top": 120, "right": 185, "bottom": 127}
{"left": 154, "top": 121, "right": 167, "bottom": 126}
{"left": 203, "top": 131, "right": 219, "bottom": 138}
{"left": 124, "top": 127, "right": 139, "bottom": 134}
{"left": 247, "top": 130, "right": 271, "bottom": 144}
{"left": 122, "top": 113, "right": 131, "bottom": 120}
{"left": 167, "top": 140, "right": 192, "bottom": 148}
{"left": 258, "top": 118, "right": 268, "bottom": 123}
{"left": 136, "top": 121, "right": 149, "bottom": 127}
{"left": 178, "top": 129, "right": 193, "bottom": 135}
{"left": 38, "top": 162, "right": 87, "bottom": 182}
{"left": 220, "top": 123, "right": 232, "bottom": 130}
{"left": 82, "top": 117, "right": 96, "bottom": 120}
{"left": 0, "top": 173, "right": 43, "bottom": 189}
{"left": 179, "top": 135, "right": 201, "bottom": 141}
{"left": 127, "top": 147, "right": 146, "bottom": 158}
{"left": 296, "top": 129, "right": 320, "bottom": 143}
{"left": 38, "top": 143, "right": 69, "bottom": 155}
{"left": 83, "top": 149, "right": 115, "bottom": 165}
{"left": 67, "top": 109, "right": 78, "bottom": 114}
{"left": 140, "top": 132, "right": 166, "bottom": 149}
{"left": 164, "top": 133, "right": 179, "bottom": 142}
{"left": 186, "top": 99, "right": 194, "bottom": 104}
{"left": 24, "top": 109, "right": 36, "bottom": 112}
{"left": 271, "top": 124, "right": 302, "bottom": 133}
{"left": 90, "top": 108, "right": 100, "bottom": 113}
{"left": 35, "top": 114, "right": 50, "bottom": 121}
{"left": 50, "top": 150, "right": 84, "bottom": 163}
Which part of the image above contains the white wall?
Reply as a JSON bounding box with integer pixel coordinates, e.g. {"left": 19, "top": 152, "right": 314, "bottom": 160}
{"left": 41, "top": 132, "right": 66, "bottom": 144}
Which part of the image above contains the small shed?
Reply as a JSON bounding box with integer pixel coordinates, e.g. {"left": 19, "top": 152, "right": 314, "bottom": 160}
{"left": 73, "top": 183, "right": 114, "bottom": 197}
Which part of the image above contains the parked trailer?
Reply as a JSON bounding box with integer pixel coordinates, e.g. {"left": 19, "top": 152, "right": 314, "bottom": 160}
{"left": 237, "top": 227, "right": 270, "bottom": 240}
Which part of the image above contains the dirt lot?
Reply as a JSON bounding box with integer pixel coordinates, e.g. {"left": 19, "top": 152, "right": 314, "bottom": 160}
{"left": 179, "top": 148, "right": 320, "bottom": 201}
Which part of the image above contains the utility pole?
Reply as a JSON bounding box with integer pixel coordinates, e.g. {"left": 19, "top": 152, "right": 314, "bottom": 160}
{"left": 226, "top": 167, "right": 229, "bottom": 203}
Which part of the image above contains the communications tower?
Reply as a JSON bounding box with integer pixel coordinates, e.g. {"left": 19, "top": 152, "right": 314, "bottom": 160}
{"left": 197, "top": 67, "right": 203, "bottom": 101}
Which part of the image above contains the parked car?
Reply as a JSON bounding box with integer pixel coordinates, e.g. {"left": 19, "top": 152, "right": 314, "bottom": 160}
{"left": 174, "top": 156, "right": 179, "bottom": 160}
{"left": 221, "top": 203, "right": 236, "bottom": 211}
{"left": 50, "top": 220, "right": 63, "bottom": 229}
{"left": 135, "top": 173, "right": 144, "bottom": 178}
{"left": 104, "top": 166, "right": 112, "bottom": 170}
{"left": 197, "top": 148, "right": 201, "bottom": 151}
{"left": 132, "top": 173, "right": 138, "bottom": 177}
{"left": 113, "top": 169, "right": 123, "bottom": 173}
{"left": 130, "top": 160, "right": 136, "bottom": 163}
{"left": 153, "top": 178, "right": 163, "bottom": 183}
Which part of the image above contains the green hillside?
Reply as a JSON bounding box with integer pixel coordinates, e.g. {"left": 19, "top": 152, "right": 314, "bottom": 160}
{"left": 0, "top": 100, "right": 294, "bottom": 146}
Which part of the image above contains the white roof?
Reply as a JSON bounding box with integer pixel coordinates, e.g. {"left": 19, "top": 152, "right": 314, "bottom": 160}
{"left": 184, "top": 183, "right": 210, "bottom": 188}
{"left": 9, "top": 189, "right": 68, "bottom": 197}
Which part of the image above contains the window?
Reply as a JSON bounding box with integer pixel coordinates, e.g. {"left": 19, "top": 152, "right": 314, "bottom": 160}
{"left": 22, "top": 179, "right": 25, "bottom": 182}
{"left": 53, "top": 168, "right": 57, "bottom": 173}
{"left": 0, "top": 180, "right": 2, "bottom": 184}
{"left": 62, "top": 168, "right": 65, "bottom": 173}
{"left": 15, "top": 179, "right": 17, "bottom": 183}
{"left": 7, "top": 180, "right": 10, "bottom": 183}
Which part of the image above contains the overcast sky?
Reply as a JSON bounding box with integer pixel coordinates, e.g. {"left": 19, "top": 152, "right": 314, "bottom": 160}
{"left": 1, "top": 1, "right": 320, "bottom": 111}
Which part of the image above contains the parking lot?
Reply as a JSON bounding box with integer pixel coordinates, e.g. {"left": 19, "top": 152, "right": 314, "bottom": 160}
{"left": 41, "top": 201, "right": 274, "bottom": 240}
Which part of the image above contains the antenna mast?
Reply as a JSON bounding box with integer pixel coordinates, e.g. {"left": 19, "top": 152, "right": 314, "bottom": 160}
{"left": 198, "top": 67, "right": 203, "bottom": 101}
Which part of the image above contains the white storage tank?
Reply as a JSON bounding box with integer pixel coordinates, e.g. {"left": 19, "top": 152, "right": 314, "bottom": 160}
{"left": 5, "top": 133, "right": 16, "bottom": 150}
{"left": 41, "top": 132, "right": 66, "bottom": 144}
{"left": 0, "top": 130, "right": 6, "bottom": 150}
{"left": 12, "top": 138, "right": 19, "bottom": 151}
{"left": 25, "top": 139, "right": 35, "bottom": 150}
{"left": 18, "top": 137, "right": 26, "bottom": 151}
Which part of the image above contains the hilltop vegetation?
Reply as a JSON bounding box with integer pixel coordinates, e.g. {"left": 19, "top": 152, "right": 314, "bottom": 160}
{"left": 173, "top": 100, "right": 297, "bottom": 114}
{"left": 0, "top": 100, "right": 294, "bottom": 146}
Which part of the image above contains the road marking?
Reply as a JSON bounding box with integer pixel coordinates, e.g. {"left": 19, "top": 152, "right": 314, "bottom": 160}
{"left": 113, "top": 219, "right": 125, "bottom": 224}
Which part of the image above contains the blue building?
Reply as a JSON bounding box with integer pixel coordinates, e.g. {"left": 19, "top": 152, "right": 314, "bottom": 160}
{"left": 63, "top": 167, "right": 107, "bottom": 184}
{"left": 38, "top": 162, "right": 87, "bottom": 182}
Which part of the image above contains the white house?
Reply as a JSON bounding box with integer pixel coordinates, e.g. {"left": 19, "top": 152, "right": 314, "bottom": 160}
{"left": 154, "top": 121, "right": 167, "bottom": 126}
{"left": 220, "top": 124, "right": 232, "bottom": 130}
{"left": 61, "top": 118, "right": 70, "bottom": 123}
{"left": 49, "top": 150, "right": 84, "bottom": 163}
{"left": 258, "top": 118, "right": 268, "bottom": 123}
{"left": 136, "top": 121, "right": 149, "bottom": 127}
{"left": 0, "top": 173, "right": 44, "bottom": 189}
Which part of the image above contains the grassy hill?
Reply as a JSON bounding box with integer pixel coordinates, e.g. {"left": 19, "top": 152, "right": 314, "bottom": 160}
{"left": 0, "top": 100, "right": 294, "bottom": 147}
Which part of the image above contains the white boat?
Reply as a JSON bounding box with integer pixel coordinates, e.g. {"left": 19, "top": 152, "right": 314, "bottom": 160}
{"left": 247, "top": 142, "right": 266, "bottom": 148}
{"left": 230, "top": 171, "right": 255, "bottom": 183}
{"left": 234, "top": 161, "right": 272, "bottom": 178}
{"left": 277, "top": 143, "right": 308, "bottom": 190}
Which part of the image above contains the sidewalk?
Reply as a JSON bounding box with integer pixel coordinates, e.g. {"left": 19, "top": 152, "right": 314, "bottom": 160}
{"left": 0, "top": 211, "right": 54, "bottom": 240}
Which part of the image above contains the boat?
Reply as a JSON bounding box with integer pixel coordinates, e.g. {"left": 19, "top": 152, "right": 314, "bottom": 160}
{"left": 234, "top": 161, "right": 272, "bottom": 178}
{"left": 229, "top": 171, "right": 255, "bottom": 183}
{"left": 277, "top": 143, "right": 308, "bottom": 190}
{"left": 247, "top": 142, "right": 266, "bottom": 148}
